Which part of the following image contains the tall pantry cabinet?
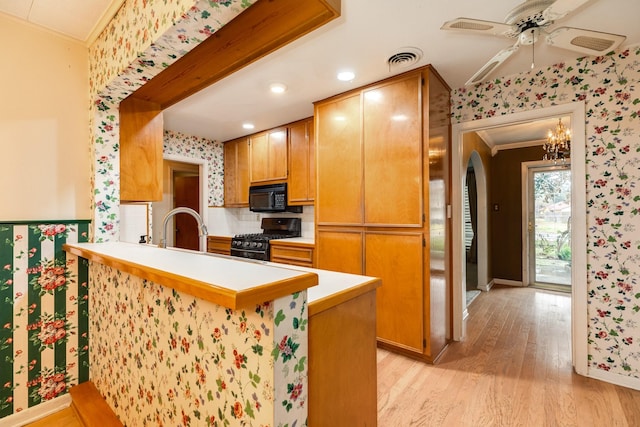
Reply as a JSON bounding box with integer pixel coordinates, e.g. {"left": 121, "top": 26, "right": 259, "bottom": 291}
{"left": 314, "top": 65, "right": 451, "bottom": 362}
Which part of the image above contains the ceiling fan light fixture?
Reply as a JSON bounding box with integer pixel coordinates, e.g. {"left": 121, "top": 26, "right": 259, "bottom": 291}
{"left": 443, "top": 0, "right": 627, "bottom": 86}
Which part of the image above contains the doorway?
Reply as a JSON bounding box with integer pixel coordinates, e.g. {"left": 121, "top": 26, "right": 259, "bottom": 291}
{"left": 151, "top": 155, "right": 209, "bottom": 251}
{"left": 451, "top": 102, "right": 587, "bottom": 376}
{"left": 523, "top": 162, "right": 571, "bottom": 291}
{"left": 173, "top": 172, "right": 200, "bottom": 251}
{"left": 463, "top": 152, "right": 488, "bottom": 310}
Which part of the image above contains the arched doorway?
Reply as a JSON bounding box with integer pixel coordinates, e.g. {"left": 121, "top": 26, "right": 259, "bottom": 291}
{"left": 462, "top": 151, "right": 489, "bottom": 314}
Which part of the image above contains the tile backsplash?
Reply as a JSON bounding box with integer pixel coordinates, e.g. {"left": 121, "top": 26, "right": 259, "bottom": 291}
{"left": 119, "top": 204, "right": 315, "bottom": 243}
{"left": 207, "top": 206, "right": 315, "bottom": 238}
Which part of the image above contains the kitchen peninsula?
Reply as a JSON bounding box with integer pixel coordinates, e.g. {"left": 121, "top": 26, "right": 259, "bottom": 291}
{"left": 63, "top": 242, "right": 379, "bottom": 426}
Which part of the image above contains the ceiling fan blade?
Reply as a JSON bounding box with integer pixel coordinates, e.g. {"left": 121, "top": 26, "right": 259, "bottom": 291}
{"left": 466, "top": 43, "right": 520, "bottom": 86}
{"left": 441, "top": 18, "right": 515, "bottom": 37}
{"left": 541, "top": 0, "right": 592, "bottom": 23}
{"left": 546, "top": 27, "right": 626, "bottom": 55}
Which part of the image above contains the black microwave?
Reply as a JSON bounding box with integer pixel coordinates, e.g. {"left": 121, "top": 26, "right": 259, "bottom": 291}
{"left": 249, "top": 183, "right": 302, "bottom": 213}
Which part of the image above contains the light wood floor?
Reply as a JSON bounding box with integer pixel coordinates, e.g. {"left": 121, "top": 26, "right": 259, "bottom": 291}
{"left": 378, "top": 285, "right": 640, "bottom": 426}
{"left": 25, "top": 407, "right": 82, "bottom": 427}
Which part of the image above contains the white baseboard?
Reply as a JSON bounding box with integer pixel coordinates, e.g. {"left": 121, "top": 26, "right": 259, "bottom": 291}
{"left": 588, "top": 367, "right": 640, "bottom": 391}
{"left": 493, "top": 278, "right": 524, "bottom": 287}
{"left": 0, "top": 394, "right": 71, "bottom": 427}
{"left": 477, "top": 279, "right": 495, "bottom": 292}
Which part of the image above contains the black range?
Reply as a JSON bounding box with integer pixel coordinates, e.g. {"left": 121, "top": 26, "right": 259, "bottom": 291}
{"left": 230, "top": 217, "right": 301, "bottom": 261}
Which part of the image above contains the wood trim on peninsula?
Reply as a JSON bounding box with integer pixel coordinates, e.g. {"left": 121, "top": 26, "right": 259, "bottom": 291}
{"left": 63, "top": 243, "right": 318, "bottom": 309}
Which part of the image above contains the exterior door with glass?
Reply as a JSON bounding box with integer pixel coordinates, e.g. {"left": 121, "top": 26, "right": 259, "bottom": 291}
{"left": 524, "top": 163, "right": 572, "bottom": 288}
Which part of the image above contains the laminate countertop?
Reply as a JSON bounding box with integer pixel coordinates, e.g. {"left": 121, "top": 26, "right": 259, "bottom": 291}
{"left": 63, "top": 242, "right": 378, "bottom": 313}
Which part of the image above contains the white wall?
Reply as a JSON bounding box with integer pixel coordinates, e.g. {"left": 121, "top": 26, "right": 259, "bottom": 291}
{"left": 0, "top": 14, "right": 90, "bottom": 221}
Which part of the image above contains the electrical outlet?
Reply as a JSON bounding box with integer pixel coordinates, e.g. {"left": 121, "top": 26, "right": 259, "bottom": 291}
{"left": 255, "top": 214, "right": 260, "bottom": 221}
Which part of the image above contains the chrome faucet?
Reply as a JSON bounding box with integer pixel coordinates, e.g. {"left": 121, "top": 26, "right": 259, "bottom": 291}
{"left": 159, "top": 207, "right": 208, "bottom": 249}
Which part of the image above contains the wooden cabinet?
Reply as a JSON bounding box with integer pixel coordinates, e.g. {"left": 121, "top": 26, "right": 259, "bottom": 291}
{"left": 314, "top": 65, "right": 451, "bottom": 362}
{"left": 224, "top": 137, "right": 250, "bottom": 207}
{"left": 270, "top": 240, "right": 314, "bottom": 267}
{"left": 308, "top": 288, "right": 378, "bottom": 427}
{"left": 249, "top": 127, "right": 288, "bottom": 184}
{"left": 119, "top": 96, "right": 163, "bottom": 202}
{"left": 223, "top": 117, "right": 315, "bottom": 204}
{"left": 365, "top": 232, "right": 424, "bottom": 352}
{"left": 363, "top": 78, "right": 423, "bottom": 226}
{"left": 207, "top": 236, "right": 232, "bottom": 255}
{"left": 287, "top": 117, "right": 315, "bottom": 205}
{"left": 316, "top": 94, "right": 362, "bottom": 225}
{"left": 315, "top": 229, "right": 363, "bottom": 275}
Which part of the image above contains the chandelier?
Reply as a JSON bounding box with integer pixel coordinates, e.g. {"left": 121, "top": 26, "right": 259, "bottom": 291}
{"left": 543, "top": 118, "right": 571, "bottom": 162}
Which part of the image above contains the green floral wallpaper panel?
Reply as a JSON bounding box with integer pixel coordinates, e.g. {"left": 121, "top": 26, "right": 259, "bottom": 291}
{"left": 0, "top": 221, "right": 89, "bottom": 418}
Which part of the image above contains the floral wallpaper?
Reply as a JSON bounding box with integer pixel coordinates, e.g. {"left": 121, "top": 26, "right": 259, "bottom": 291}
{"left": 0, "top": 221, "right": 90, "bottom": 419}
{"left": 164, "top": 129, "right": 225, "bottom": 207}
{"left": 87, "top": 260, "right": 308, "bottom": 426}
{"left": 451, "top": 45, "right": 640, "bottom": 379}
{"left": 89, "top": 0, "right": 255, "bottom": 242}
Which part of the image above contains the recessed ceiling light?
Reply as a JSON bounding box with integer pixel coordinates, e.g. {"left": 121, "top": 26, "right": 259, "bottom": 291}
{"left": 242, "top": 123, "right": 255, "bottom": 130}
{"left": 337, "top": 71, "right": 355, "bottom": 82}
{"left": 270, "top": 83, "right": 287, "bottom": 93}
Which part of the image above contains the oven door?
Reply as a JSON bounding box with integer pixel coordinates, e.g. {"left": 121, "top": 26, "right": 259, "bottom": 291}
{"left": 230, "top": 247, "right": 269, "bottom": 261}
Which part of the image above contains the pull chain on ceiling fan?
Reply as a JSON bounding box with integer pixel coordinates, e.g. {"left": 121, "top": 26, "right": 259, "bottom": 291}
{"left": 441, "top": 0, "right": 626, "bottom": 85}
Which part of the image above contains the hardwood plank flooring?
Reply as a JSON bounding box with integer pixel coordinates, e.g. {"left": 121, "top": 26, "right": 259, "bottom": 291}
{"left": 377, "top": 285, "right": 640, "bottom": 426}
{"left": 24, "top": 407, "right": 82, "bottom": 427}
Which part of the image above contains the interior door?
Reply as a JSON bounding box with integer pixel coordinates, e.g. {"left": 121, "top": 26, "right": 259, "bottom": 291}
{"left": 525, "top": 165, "right": 571, "bottom": 287}
{"left": 173, "top": 174, "right": 200, "bottom": 251}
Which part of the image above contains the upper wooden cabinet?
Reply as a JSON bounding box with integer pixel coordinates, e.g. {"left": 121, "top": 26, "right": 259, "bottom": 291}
{"left": 224, "top": 136, "right": 250, "bottom": 207}
{"left": 363, "top": 77, "right": 423, "bottom": 226}
{"left": 250, "top": 127, "right": 288, "bottom": 184}
{"left": 315, "top": 94, "right": 362, "bottom": 225}
{"left": 288, "top": 118, "right": 315, "bottom": 205}
{"left": 119, "top": 96, "right": 163, "bottom": 202}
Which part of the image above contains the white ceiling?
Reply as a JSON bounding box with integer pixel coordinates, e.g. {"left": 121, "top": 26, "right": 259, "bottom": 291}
{"left": 3, "top": 0, "right": 639, "bottom": 144}
{"left": 0, "top": 0, "right": 124, "bottom": 43}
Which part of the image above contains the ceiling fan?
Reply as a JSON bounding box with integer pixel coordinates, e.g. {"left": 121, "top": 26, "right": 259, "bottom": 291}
{"left": 441, "top": 0, "right": 626, "bottom": 85}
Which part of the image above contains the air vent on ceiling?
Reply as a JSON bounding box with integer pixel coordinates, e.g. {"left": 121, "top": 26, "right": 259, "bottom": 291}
{"left": 387, "top": 47, "right": 423, "bottom": 69}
